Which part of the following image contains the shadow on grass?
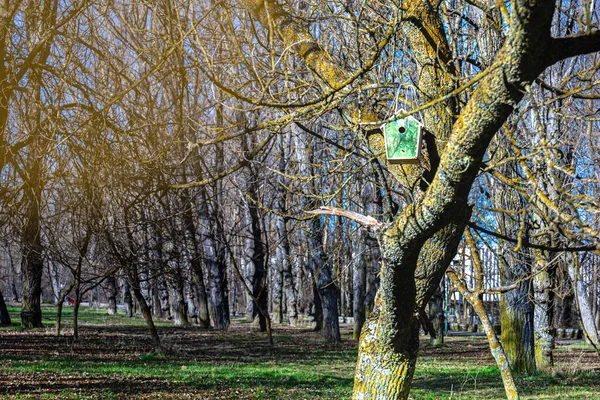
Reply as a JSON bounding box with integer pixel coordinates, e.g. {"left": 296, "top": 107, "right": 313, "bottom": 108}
{"left": 0, "top": 363, "right": 353, "bottom": 398}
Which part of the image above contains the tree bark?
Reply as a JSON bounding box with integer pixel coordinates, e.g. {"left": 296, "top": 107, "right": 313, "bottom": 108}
{"left": 123, "top": 278, "right": 133, "bottom": 318}
{"left": 533, "top": 250, "right": 555, "bottom": 371}
{"left": 240, "top": 132, "right": 270, "bottom": 330}
{"left": 568, "top": 255, "right": 600, "bottom": 356}
{"left": 106, "top": 275, "right": 118, "bottom": 316}
{"left": 353, "top": 236, "right": 367, "bottom": 340}
{"left": 500, "top": 248, "right": 536, "bottom": 375}
{"left": 447, "top": 269, "right": 519, "bottom": 400}
{"left": 182, "top": 198, "right": 210, "bottom": 328}
{"left": 271, "top": 253, "right": 283, "bottom": 324}
{"left": 20, "top": 196, "right": 44, "bottom": 329}
{"left": 0, "top": 290, "right": 11, "bottom": 326}
{"left": 428, "top": 284, "right": 445, "bottom": 346}
{"left": 272, "top": 136, "right": 297, "bottom": 326}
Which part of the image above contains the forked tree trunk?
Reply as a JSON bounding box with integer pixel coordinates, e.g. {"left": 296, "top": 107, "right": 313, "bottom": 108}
{"left": 353, "top": 263, "right": 420, "bottom": 398}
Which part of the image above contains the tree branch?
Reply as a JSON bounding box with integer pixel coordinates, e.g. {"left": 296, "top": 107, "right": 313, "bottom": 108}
{"left": 467, "top": 221, "right": 599, "bottom": 252}
{"left": 306, "top": 206, "right": 384, "bottom": 232}
{"left": 548, "top": 30, "right": 600, "bottom": 64}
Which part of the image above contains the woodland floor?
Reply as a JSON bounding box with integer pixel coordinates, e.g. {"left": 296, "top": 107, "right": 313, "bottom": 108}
{"left": 1, "top": 305, "right": 600, "bottom": 399}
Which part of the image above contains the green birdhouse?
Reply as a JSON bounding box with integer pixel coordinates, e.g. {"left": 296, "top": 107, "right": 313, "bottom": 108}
{"left": 382, "top": 110, "right": 424, "bottom": 164}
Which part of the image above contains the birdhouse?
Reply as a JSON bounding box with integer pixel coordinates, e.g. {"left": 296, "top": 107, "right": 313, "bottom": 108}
{"left": 381, "top": 110, "right": 424, "bottom": 164}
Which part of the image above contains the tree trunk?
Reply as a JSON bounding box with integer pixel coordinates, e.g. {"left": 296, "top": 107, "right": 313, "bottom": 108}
{"left": 182, "top": 202, "right": 210, "bottom": 328}
{"left": 353, "top": 273, "right": 420, "bottom": 398}
{"left": 197, "top": 184, "right": 230, "bottom": 330}
{"left": 271, "top": 253, "right": 283, "bottom": 324}
{"left": 48, "top": 260, "right": 62, "bottom": 306}
{"left": 428, "top": 284, "right": 445, "bottom": 346}
{"left": 294, "top": 127, "right": 340, "bottom": 342}
{"left": 568, "top": 256, "right": 600, "bottom": 356}
{"left": 56, "top": 297, "right": 65, "bottom": 336}
{"left": 500, "top": 248, "right": 536, "bottom": 374}
{"left": 0, "top": 290, "right": 11, "bottom": 326}
{"left": 157, "top": 270, "right": 172, "bottom": 320}
{"left": 106, "top": 275, "right": 118, "bottom": 315}
{"left": 447, "top": 270, "right": 519, "bottom": 400}
{"left": 240, "top": 132, "right": 271, "bottom": 330}
{"left": 123, "top": 278, "right": 133, "bottom": 318}
{"left": 131, "top": 284, "right": 161, "bottom": 351}
{"left": 353, "top": 237, "right": 367, "bottom": 340}
{"left": 20, "top": 206, "right": 44, "bottom": 329}
{"left": 169, "top": 263, "right": 189, "bottom": 327}
{"left": 7, "top": 245, "right": 19, "bottom": 302}
{"left": 73, "top": 286, "right": 81, "bottom": 341}
{"left": 533, "top": 249, "right": 555, "bottom": 371}
{"left": 274, "top": 211, "right": 297, "bottom": 327}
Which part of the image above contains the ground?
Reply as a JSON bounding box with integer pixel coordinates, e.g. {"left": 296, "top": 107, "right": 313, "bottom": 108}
{"left": 1, "top": 305, "right": 599, "bottom": 399}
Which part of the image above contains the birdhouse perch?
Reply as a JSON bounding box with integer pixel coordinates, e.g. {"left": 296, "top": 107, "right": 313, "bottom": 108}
{"left": 382, "top": 109, "right": 424, "bottom": 164}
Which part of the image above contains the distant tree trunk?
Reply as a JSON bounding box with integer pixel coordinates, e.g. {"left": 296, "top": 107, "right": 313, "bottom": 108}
{"left": 533, "top": 249, "right": 555, "bottom": 371}
{"left": 73, "top": 282, "right": 82, "bottom": 341}
{"left": 243, "top": 257, "right": 254, "bottom": 322}
{"left": 6, "top": 245, "right": 19, "bottom": 302}
{"left": 307, "top": 217, "right": 341, "bottom": 342}
{"left": 197, "top": 104, "right": 230, "bottom": 331}
{"left": 123, "top": 278, "right": 133, "bottom": 318}
{"left": 55, "top": 282, "right": 74, "bottom": 337}
{"left": 353, "top": 179, "right": 381, "bottom": 340}
{"left": 55, "top": 295, "right": 65, "bottom": 336}
{"left": 568, "top": 255, "right": 600, "bottom": 356}
{"left": 240, "top": 130, "right": 270, "bottom": 330}
{"left": 130, "top": 282, "right": 161, "bottom": 351}
{"left": 106, "top": 275, "right": 118, "bottom": 315}
{"left": 0, "top": 290, "right": 11, "bottom": 326}
{"left": 48, "top": 260, "right": 62, "bottom": 306}
{"left": 500, "top": 246, "right": 536, "bottom": 374}
{"left": 20, "top": 199, "right": 44, "bottom": 329}
{"left": 294, "top": 127, "right": 340, "bottom": 342}
{"left": 312, "top": 280, "right": 323, "bottom": 332}
{"left": 428, "top": 284, "right": 445, "bottom": 346}
{"left": 352, "top": 237, "right": 367, "bottom": 340}
{"left": 271, "top": 254, "right": 283, "bottom": 324}
{"left": 198, "top": 185, "right": 230, "bottom": 330}
{"left": 556, "top": 273, "right": 577, "bottom": 328}
{"left": 182, "top": 198, "right": 210, "bottom": 328}
{"left": 169, "top": 261, "right": 189, "bottom": 327}
{"left": 152, "top": 285, "right": 162, "bottom": 318}
{"left": 271, "top": 136, "right": 297, "bottom": 326}
{"left": 447, "top": 269, "right": 519, "bottom": 400}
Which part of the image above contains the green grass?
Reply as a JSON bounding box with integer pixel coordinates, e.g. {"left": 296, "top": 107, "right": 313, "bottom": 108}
{"left": 2, "top": 305, "right": 600, "bottom": 399}
{"left": 4, "top": 304, "right": 175, "bottom": 330}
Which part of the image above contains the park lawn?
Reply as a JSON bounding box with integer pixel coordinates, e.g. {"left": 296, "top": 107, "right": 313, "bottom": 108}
{"left": 1, "top": 305, "right": 599, "bottom": 399}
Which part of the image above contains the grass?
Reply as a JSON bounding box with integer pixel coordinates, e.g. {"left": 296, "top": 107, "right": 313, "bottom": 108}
{"left": 1, "top": 304, "right": 600, "bottom": 399}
